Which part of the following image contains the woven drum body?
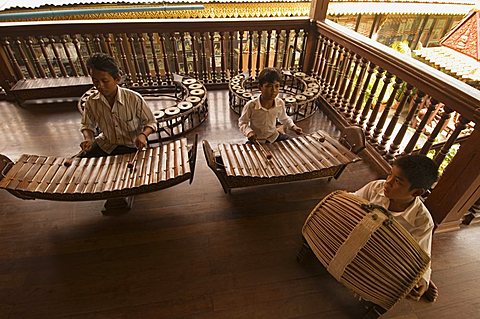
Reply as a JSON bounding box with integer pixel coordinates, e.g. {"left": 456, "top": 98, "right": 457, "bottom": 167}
{"left": 302, "top": 191, "right": 430, "bottom": 310}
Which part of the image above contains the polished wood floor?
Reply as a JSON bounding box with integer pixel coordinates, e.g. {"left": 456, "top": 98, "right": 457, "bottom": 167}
{"left": 0, "top": 92, "right": 479, "bottom": 319}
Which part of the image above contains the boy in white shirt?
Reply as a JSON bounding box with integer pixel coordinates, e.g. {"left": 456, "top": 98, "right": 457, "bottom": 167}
{"left": 238, "top": 68, "right": 303, "bottom": 143}
{"left": 355, "top": 154, "right": 439, "bottom": 302}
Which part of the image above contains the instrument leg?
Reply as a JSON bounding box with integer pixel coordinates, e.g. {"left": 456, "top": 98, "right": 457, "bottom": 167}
{"left": 296, "top": 239, "right": 313, "bottom": 263}
{"left": 102, "top": 196, "right": 135, "bottom": 215}
{"left": 362, "top": 302, "right": 387, "bottom": 319}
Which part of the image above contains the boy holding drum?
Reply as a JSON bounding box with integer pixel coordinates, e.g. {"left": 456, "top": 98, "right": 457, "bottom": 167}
{"left": 355, "top": 154, "right": 439, "bottom": 302}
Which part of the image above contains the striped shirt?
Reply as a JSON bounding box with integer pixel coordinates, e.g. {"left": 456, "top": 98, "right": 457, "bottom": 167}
{"left": 238, "top": 96, "right": 295, "bottom": 143}
{"left": 80, "top": 86, "right": 156, "bottom": 153}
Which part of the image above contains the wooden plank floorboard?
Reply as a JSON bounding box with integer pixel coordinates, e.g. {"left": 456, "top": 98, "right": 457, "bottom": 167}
{"left": 0, "top": 92, "right": 479, "bottom": 319}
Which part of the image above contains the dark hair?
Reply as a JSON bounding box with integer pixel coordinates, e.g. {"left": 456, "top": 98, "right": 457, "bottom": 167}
{"left": 86, "top": 53, "right": 120, "bottom": 78}
{"left": 393, "top": 154, "right": 439, "bottom": 190}
{"left": 258, "top": 67, "right": 282, "bottom": 86}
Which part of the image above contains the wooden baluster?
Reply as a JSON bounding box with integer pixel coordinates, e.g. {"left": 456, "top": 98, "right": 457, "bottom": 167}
{"left": 371, "top": 74, "right": 401, "bottom": 144}
{"left": 72, "top": 35, "right": 88, "bottom": 76}
{"left": 319, "top": 38, "right": 333, "bottom": 90}
{"left": 434, "top": 116, "right": 470, "bottom": 165}
{"left": 179, "top": 33, "right": 189, "bottom": 76}
{"left": 366, "top": 70, "right": 392, "bottom": 138}
{"left": 37, "top": 36, "right": 56, "bottom": 78}
{"left": 93, "top": 34, "right": 102, "bottom": 52}
{"left": 199, "top": 32, "right": 208, "bottom": 82}
{"left": 138, "top": 33, "right": 152, "bottom": 85}
{"left": 104, "top": 33, "right": 114, "bottom": 57}
{"left": 159, "top": 33, "right": 170, "bottom": 83}
{"left": 228, "top": 32, "right": 234, "bottom": 77}
{"left": 378, "top": 84, "right": 414, "bottom": 154}
{"left": 346, "top": 57, "right": 367, "bottom": 121}
{"left": 386, "top": 91, "right": 425, "bottom": 160}
{"left": 219, "top": 31, "right": 226, "bottom": 82}
{"left": 170, "top": 33, "right": 180, "bottom": 76}
{"left": 49, "top": 36, "right": 68, "bottom": 77}
{"left": 255, "top": 31, "right": 262, "bottom": 77}
{"left": 148, "top": 33, "right": 161, "bottom": 83}
{"left": 61, "top": 37, "right": 77, "bottom": 76}
{"left": 265, "top": 30, "right": 272, "bottom": 68}
{"left": 338, "top": 53, "right": 359, "bottom": 114}
{"left": 310, "top": 33, "right": 322, "bottom": 77}
{"left": 190, "top": 33, "right": 199, "bottom": 79}
{"left": 116, "top": 34, "right": 132, "bottom": 85}
{"left": 128, "top": 34, "right": 143, "bottom": 85}
{"left": 26, "top": 37, "right": 46, "bottom": 78}
{"left": 359, "top": 66, "right": 383, "bottom": 128}
{"left": 419, "top": 105, "right": 453, "bottom": 155}
{"left": 2, "top": 39, "right": 24, "bottom": 80}
{"left": 273, "top": 30, "right": 281, "bottom": 68}
{"left": 15, "top": 38, "right": 35, "bottom": 79}
{"left": 247, "top": 30, "right": 253, "bottom": 77}
{"left": 404, "top": 96, "right": 437, "bottom": 154}
{"left": 351, "top": 62, "right": 374, "bottom": 123}
{"left": 298, "top": 29, "right": 308, "bottom": 72}
{"left": 82, "top": 34, "right": 92, "bottom": 56}
{"left": 238, "top": 31, "right": 244, "bottom": 74}
{"left": 281, "top": 30, "right": 290, "bottom": 70}
{"left": 209, "top": 32, "right": 217, "bottom": 82}
{"left": 326, "top": 44, "right": 344, "bottom": 102}
{"left": 290, "top": 29, "right": 299, "bottom": 70}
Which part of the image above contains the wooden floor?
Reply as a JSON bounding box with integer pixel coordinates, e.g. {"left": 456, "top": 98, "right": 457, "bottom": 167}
{"left": 0, "top": 91, "right": 479, "bottom": 319}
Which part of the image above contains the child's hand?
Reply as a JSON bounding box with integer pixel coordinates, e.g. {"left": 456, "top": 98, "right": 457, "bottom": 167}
{"left": 247, "top": 132, "right": 257, "bottom": 141}
{"left": 80, "top": 139, "right": 93, "bottom": 151}
{"left": 135, "top": 133, "right": 148, "bottom": 149}
{"left": 293, "top": 125, "right": 303, "bottom": 135}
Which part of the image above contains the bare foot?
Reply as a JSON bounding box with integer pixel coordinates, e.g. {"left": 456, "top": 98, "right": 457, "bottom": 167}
{"left": 423, "top": 280, "right": 438, "bottom": 302}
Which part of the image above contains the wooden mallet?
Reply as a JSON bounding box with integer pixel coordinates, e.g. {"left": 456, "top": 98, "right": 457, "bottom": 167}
{"left": 254, "top": 140, "right": 273, "bottom": 160}
{"left": 127, "top": 149, "right": 141, "bottom": 170}
{"left": 64, "top": 149, "right": 85, "bottom": 167}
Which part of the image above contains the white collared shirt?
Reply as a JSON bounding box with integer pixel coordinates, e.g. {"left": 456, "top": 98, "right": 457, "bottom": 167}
{"left": 81, "top": 86, "right": 157, "bottom": 153}
{"left": 354, "top": 180, "right": 434, "bottom": 282}
{"left": 238, "top": 96, "right": 295, "bottom": 143}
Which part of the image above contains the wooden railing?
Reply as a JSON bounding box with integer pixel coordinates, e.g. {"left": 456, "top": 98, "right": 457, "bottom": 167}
{"left": 309, "top": 20, "right": 480, "bottom": 231}
{"left": 0, "top": 18, "right": 309, "bottom": 97}
{"left": 0, "top": 17, "right": 478, "bottom": 231}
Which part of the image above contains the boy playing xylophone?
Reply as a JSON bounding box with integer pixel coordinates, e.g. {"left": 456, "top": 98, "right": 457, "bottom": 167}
{"left": 79, "top": 53, "right": 157, "bottom": 213}
{"left": 80, "top": 53, "right": 156, "bottom": 158}
{"left": 354, "top": 154, "right": 439, "bottom": 302}
{"left": 238, "top": 67, "right": 303, "bottom": 144}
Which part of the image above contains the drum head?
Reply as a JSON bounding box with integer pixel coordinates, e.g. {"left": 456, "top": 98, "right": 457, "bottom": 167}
{"left": 154, "top": 110, "right": 165, "bottom": 120}
{"left": 186, "top": 96, "right": 201, "bottom": 104}
{"left": 242, "top": 92, "right": 252, "bottom": 99}
{"left": 308, "top": 83, "right": 320, "bottom": 89}
{"left": 182, "top": 78, "right": 197, "bottom": 85}
{"left": 236, "top": 88, "right": 246, "bottom": 94}
{"left": 165, "top": 106, "right": 180, "bottom": 116}
{"left": 177, "top": 101, "right": 193, "bottom": 110}
{"left": 190, "top": 89, "right": 205, "bottom": 96}
{"left": 295, "top": 94, "right": 307, "bottom": 101}
{"left": 231, "top": 84, "right": 242, "bottom": 90}
{"left": 304, "top": 91, "right": 315, "bottom": 98}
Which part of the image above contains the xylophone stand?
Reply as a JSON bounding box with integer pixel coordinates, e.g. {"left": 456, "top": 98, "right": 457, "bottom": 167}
{"left": 102, "top": 196, "right": 135, "bottom": 215}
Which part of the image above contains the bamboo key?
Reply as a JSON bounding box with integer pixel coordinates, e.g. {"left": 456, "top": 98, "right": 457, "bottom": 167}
{"left": 127, "top": 148, "right": 142, "bottom": 171}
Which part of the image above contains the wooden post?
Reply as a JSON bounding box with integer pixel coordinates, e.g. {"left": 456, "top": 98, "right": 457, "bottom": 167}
{"left": 309, "top": 0, "right": 330, "bottom": 22}
{"left": 426, "top": 127, "right": 480, "bottom": 232}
